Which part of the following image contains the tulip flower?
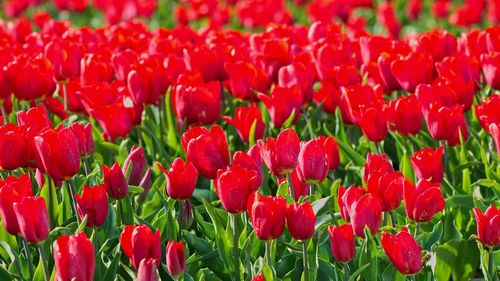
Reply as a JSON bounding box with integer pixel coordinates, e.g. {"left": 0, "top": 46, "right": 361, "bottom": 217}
{"left": 44, "top": 38, "right": 83, "bottom": 81}
{"left": 318, "top": 136, "right": 340, "bottom": 171}
{"left": 17, "top": 104, "right": 52, "bottom": 133}
{"left": 377, "top": 1, "right": 401, "bottom": 38}
{"left": 181, "top": 126, "right": 229, "bottom": 179}
{"left": 340, "top": 84, "right": 384, "bottom": 125}
{"left": 296, "top": 138, "right": 329, "bottom": 184}
{"left": 390, "top": 52, "right": 434, "bottom": 92}
{"left": 252, "top": 274, "right": 265, "bottom": 281}
{"left": 127, "top": 59, "right": 168, "bottom": 106}
{"left": 480, "top": 51, "right": 500, "bottom": 89}
{"left": 422, "top": 103, "right": 468, "bottom": 145}
{"left": 166, "top": 241, "right": 186, "bottom": 277}
{"left": 286, "top": 202, "right": 316, "bottom": 240}
{"left": 357, "top": 105, "right": 389, "bottom": 142}
{"left": 248, "top": 194, "right": 287, "bottom": 240}
{"left": 404, "top": 180, "right": 445, "bottom": 222}
{"left": 232, "top": 148, "right": 263, "bottom": 190}
{"left": 137, "top": 258, "right": 159, "bottom": 281}
{"left": 120, "top": 224, "right": 161, "bottom": 269}
{"left": 75, "top": 184, "right": 109, "bottom": 227}
{"left": 284, "top": 170, "right": 310, "bottom": 201}
{"left": 258, "top": 85, "right": 303, "bottom": 128}
{"left": 490, "top": 124, "right": 500, "bottom": 156}
{"left": 473, "top": 205, "right": 500, "bottom": 247}
{"left": 215, "top": 165, "right": 257, "bottom": 213}
{"left": 0, "top": 124, "right": 36, "bottom": 170}
{"left": 475, "top": 94, "right": 500, "bottom": 132}
{"left": 387, "top": 94, "right": 423, "bottom": 136}
{"left": 363, "top": 153, "right": 394, "bottom": 183}
{"left": 8, "top": 55, "right": 56, "bottom": 101}
{"left": 0, "top": 175, "right": 33, "bottom": 235}
{"left": 102, "top": 162, "right": 128, "bottom": 199}
{"left": 13, "top": 196, "right": 50, "bottom": 243}
{"left": 34, "top": 127, "right": 81, "bottom": 182}
{"left": 123, "top": 146, "right": 146, "bottom": 186}
{"left": 411, "top": 146, "right": 444, "bottom": 183}
{"left": 223, "top": 103, "right": 265, "bottom": 144}
{"left": 278, "top": 62, "right": 314, "bottom": 103}
{"left": 258, "top": 128, "right": 300, "bottom": 177}
{"left": 367, "top": 171, "right": 406, "bottom": 212}
{"left": 224, "top": 61, "right": 269, "bottom": 101}
{"left": 337, "top": 185, "right": 365, "bottom": 221}
{"left": 435, "top": 53, "right": 480, "bottom": 84}
{"left": 381, "top": 228, "right": 422, "bottom": 275}
{"left": 80, "top": 52, "right": 114, "bottom": 86}
{"left": 327, "top": 224, "right": 355, "bottom": 263}
{"left": 69, "top": 122, "right": 94, "bottom": 156}
{"left": 350, "top": 193, "right": 383, "bottom": 237}
{"left": 158, "top": 158, "right": 198, "bottom": 201}
{"left": 53, "top": 232, "right": 95, "bottom": 281}
{"left": 415, "top": 29, "right": 457, "bottom": 62}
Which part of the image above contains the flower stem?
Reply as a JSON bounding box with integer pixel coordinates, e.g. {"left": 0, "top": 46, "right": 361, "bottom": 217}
{"left": 302, "top": 240, "right": 309, "bottom": 281}
{"left": 67, "top": 180, "right": 80, "bottom": 225}
{"left": 0, "top": 102, "right": 7, "bottom": 124}
{"left": 21, "top": 237, "right": 33, "bottom": 279}
{"left": 83, "top": 157, "right": 90, "bottom": 177}
{"left": 489, "top": 247, "right": 494, "bottom": 278}
{"left": 231, "top": 213, "right": 240, "bottom": 281}
{"left": 287, "top": 173, "right": 296, "bottom": 201}
{"left": 343, "top": 263, "right": 349, "bottom": 281}
{"left": 48, "top": 179, "right": 55, "bottom": 228}
{"left": 414, "top": 222, "right": 420, "bottom": 237}
{"left": 37, "top": 244, "right": 50, "bottom": 281}
{"left": 117, "top": 199, "right": 124, "bottom": 226}
{"left": 265, "top": 239, "right": 273, "bottom": 267}
{"left": 390, "top": 211, "right": 397, "bottom": 228}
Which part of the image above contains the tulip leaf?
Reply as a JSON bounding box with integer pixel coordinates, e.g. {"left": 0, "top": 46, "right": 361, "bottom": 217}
{"left": 327, "top": 132, "right": 365, "bottom": 167}
{"left": 249, "top": 119, "right": 258, "bottom": 147}
{"left": 128, "top": 185, "right": 144, "bottom": 196}
{"left": 358, "top": 228, "right": 378, "bottom": 281}
{"left": 0, "top": 241, "right": 23, "bottom": 280}
{"left": 102, "top": 245, "right": 121, "bottom": 281}
{"left": 348, "top": 263, "right": 371, "bottom": 281}
{"left": 399, "top": 154, "right": 415, "bottom": 183}
{"left": 434, "top": 239, "right": 480, "bottom": 281}
{"left": 282, "top": 109, "right": 296, "bottom": 129}
{"left": 381, "top": 263, "right": 405, "bottom": 281}
{"left": 419, "top": 221, "right": 443, "bottom": 250}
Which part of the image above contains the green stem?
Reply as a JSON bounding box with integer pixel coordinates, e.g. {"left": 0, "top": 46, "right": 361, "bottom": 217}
{"left": 67, "top": 180, "right": 80, "bottom": 225}
{"left": 37, "top": 244, "right": 50, "bottom": 281}
{"left": 343, "top": 263, "right": 349, "bottom": 281}
{"left": 21, "top": 237, "right": 33, "bottom": 280}
{"left": 407, "top": 275, "right": 416, "bottom": 281}
{"left": 489, "top": 248, "right": 494, "bottom": 278}
{"left": 390, "top": 211, "right": 397, "bottom": 228}
{"left": 414, "top": 222, "right": 420, "bottom": 238}
{"left": 62, "top": 83, "right": 68, "bottom": 112}
{"left": 0, "top": 102, "right": 7, "bottom": 124}
{"left": 117, "top": 200, "right": 124, "bottom": 226}
{"left": 265, "top": 239, "right": 273, "bottom": 268}
{"left": 287, "top": 173, "right": 296, "bottom": 201}
{"left": 48, "top": 179, "right": 55, "bottom": 228}
{"left": 232, "top": 213, "right": 240, "bottom": 281}
{"left": 83, "top": 157, "right": 90, "bottom": 177}
{"left": 303, "top": 240, "right": 309, "bottom": 281}
{"left": 137, "top": 126, "right": 142, "bottom": 147}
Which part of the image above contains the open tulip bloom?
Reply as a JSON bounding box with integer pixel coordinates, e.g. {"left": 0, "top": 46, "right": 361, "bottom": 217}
{"left": 0, "top": 3, "right": 499, "bottom": 281}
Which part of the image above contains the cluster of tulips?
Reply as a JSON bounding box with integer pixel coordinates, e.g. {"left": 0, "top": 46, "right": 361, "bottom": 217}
{"left": 0, "top": 1, "right": 499, "bottom": 281}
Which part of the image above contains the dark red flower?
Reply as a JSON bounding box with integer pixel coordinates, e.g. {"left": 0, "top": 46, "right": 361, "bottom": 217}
{"left": 382, "top": 228, "right": 422, "bottom": 275}
{"left": 473, "top": 205, "right": 500, "bottom": 247}
{"left": 120, "top": 224, "right": 161, "bottom": 269}
{"left": 166, "top": 241, "right": 186, "bottom": 277}
{"left": 102, "top": 162, "right": 128, "bottom": 200}
{"left": 223, "top": 103, "right": 265, "bottom": 144}
{"left": 286, "top": 201, "right": 316, "bottom": 240}
{"left": 13, "top": 196, "right": 50, "bottom": 243}
{"left": 258, "top": 128, "right": 300, "bottom": 177}
{"left": 53, "top": 232, "right": 95, "bottom": 281}
{"left": 158, "top": 158, "right": 198, "bottom": 201}
{"left": 248, "top": 193, "right": 287, "bottom": 240}
{"left": 0, "top": 175, "right": 33, "bottom": 235}
{"left": 296, "top": 138, "right": 329, "bottom": 184}
{"left": 411, "top": 146, "right": 444, "bottom": 183}
{"left": 258, "top": 85, "right": 303, "bottom": 128}
{"left": 404, "top": 179, "right": 445, "bottom": 222}
{"left": 328, "top": 224, "right": 355, "bottom": 263}
{"left": 75, "top": 184, "right": 109, "bottom": 227}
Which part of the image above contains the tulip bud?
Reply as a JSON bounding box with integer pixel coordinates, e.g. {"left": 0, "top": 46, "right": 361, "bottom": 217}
{"left": 258, "top": 85, "right": 303, "bottom": 128}
{"left": 286, "top": 201, "right": 316, "bottom": 240}
{"left": 411, "top": 146, "right": 444, "bottom": 183}
{"left": 215, "top": 165, "right": 257, "bottom": 213}
{"left": 137, "top": 167, "right": 152, "bottom": 202}
{"left": 387, "top": 94, "right": 423, "bottom": 136}
{"left": 350, "top": 193, "right": 383, "bottom": 237}
{"left": 123, "top": 146, "right": 146, "bottom": 186}
{"left": 390, "top": 52, "right": 434, "bottom": 92}
{"left": 366, "top": 171, "right": 406, "bottom": 211}
{"left": 248, "top": 194, "right": 287, "bottom": 240}
{"left": 137, "top": 258, "right": 159, "bottom": 281}
{"left": 233, "top": 149, "right": 263, "bottom": 191}
{"left": 296, "top": 138, "right": 329, "bottom": 184}
{"left": 166, "top": 241, "right": 186, "bottom": 277}
{"left": 480, "top": 52, "right": 500, "bottom": 89}
{"left": 17, "top": 104, "right": 52, "bottom": 133}
{"left": 172, "top": 80, "right": 221, "bottom": 126}
{"left": 337, "top": 185, "right": 364, "bottom": 221}
{"left": 473, "top": 205, "right": 500, "bottom": 247}
{"left": 8, "top": 56, "right": 56, "bottom": 101}
{"left": 284, "top": 170, "right": 310, "bottom": 201}
{"left": 0, "top": 124, "right": 35, "bottom": 170}
{"left": 223, "top": 103, "right": 265, "bottom": 144}
{"left": 13, "top": 196, "right": 50, "bottom": 243}
{"left": 404, "top": 180, "right": 445, "bottom": 222}
{"left": 363, "top": 153, "right": 394, "bottom": 183}
{"left": 53, "top": 232, "right": 95, "bottom": 281}
{"left": 158, "top": 158, "right": 198, "bottom": 200}
{"left": 318, "top": 136, "right": 340, "bottom": 171}
{"left": 69, "top": 122, "right": 94, "bottom": 156}
{"left": 178, "top": 200, "right": 193, "bottom": 230}
{"left": 102, "top": 162, "right": 129, "bottom": 199}
{"left": 0, "top": 175, "right": 33, "bottom": 235}
{"left": 328, "top": 224, "right": 355, "bottom": 263}
{"left": 381, "top": 228, "right": 422, "bottom": 275}
{"left": 75, "top": 184, "right": 109, "bottom": 227}
{"left": 258, "top": 128, "right": 300, "bottom": 177}
{"left": 252, "top": 274, "right": 266, "bottom": 281}
{"left": 475, "top": 94, "right": 500, "bottom": 132}
{"left": 120, "top": 225, "right": 161, "bottom": 269}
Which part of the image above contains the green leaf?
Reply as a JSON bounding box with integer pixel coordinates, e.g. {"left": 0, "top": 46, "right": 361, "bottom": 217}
{"left": 282, "top": 108, "right": 296, "bottom": 129}
{"left": 128, "top": 185, "right": 145, "bottom": 196}
{"left": 102, "top": 245, "right": 121, "bottom": 281}
{"left": 434, "top": 239, "right": 480, "bottom": 281}
{"left": 332, "top": 136, "right": 365, "bottom": 167}
{"left": 419, "top": 221, "right": 443, "bottom": 250}
{"left": 348, "top": 263, "right": 371, "bottom": 281}
{"left": 358, "top": 228, "right": 378, "bottom": 281}
{"left": 249, "top": 119, "right": 258, "bottom": 147}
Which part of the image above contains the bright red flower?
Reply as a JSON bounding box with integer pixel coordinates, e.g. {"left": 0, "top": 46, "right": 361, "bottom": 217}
{"left": 69, "top": 122, "right": 94, "bottom": 157}
{"left": 248, "top": 193, "right": 287, "bottom": 240}
{"left": 480, "top": 52, "right": 500, "bottom": 89}
{"left": 0, "top": 175, "right": 33, "bottom": 235}
{"left": 17, "top": 104, "right": 52, "bottom": 133}
{"left": 328, "top": 224, "right": 355, "bottom": 263}
{"left": 232, "top": 148, "right": 263, "bottom": 191}
{"left": 102, "top": 161, "right": 128, "bottom": 200}
{"left": 475, "top": 94, "right": 500, "bottom": 132}
{"left": 166, "top": 241, "right": 186, "bottom": 277}
{"left": 473, "top": 205, "right": 500, "bottom": 247}
{"left": 286, "top": 201, "right": 316, "bottom": 240}
{"left": 363, "top": 153, "right": 394, "bottom": 183}
{"left": 44, "top": 38, "right": 83, "bottom": 81}
{"left": 53, "top": 232, "right": 95, "bottom": 281}
{"left": 411, "top": 146, "right": 444, "bottom": 183}
{"left": 158, "top": 158, "right": 198, "bottom": 201}
{"left": 350, "top": 193, "right": 383, "bottom": 237}
{"left": 390, "top": 52, "right": 434, "bottom": 92}
{"left": 414, "top": 29, "right": 457, "bottom": 62}
{"left": 318, "top": 136, "right": 340, "bottom": 171}
{"left": 0, "top": 124, "right": 36, "bottom": 170}
{"left": 8, "top": 55, "right": 56, "bottom": 101}
{"left": 387, "top": 94, "right": 422, "bottom": 135}
{"left": 377, "top": 1, "right": 401, "bottom": 38}
{"left": 120, "top": 224, "right": 162, "bottom": 269}
{"left": 422, "top": 103, "right": 468, "bottom": 145}
{"left": 297, "top": 138, "right": 329, "bottom": 184}
{"left": 404, "top": 179, "right": 445, "bottom": 222}
{"left": 75, "top": 184, "right": 109, "bottom": 227}
{"left": 223, "top": 103, "right": 265, "bottom": 144}
{"left": 381, "top": 228, "right": 422, "bottom": 275}
{"left": 137, "top": 258, "right": 159, "bottom": 281}
{"left": 13, "top": 196, "right": 50, "bottom": 243}
{"left": 258, "top": 85, "right": 303, "bottom": 128}
{"left": 215, "top": 165, "right": 257, "bottom": 214}
{"left": 258, "top": 128, "right": 300, "bottom": 177}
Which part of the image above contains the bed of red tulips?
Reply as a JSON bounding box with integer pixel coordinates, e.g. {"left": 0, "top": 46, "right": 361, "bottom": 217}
{"left": 0, "top": 0, "right": 499, "bottom": 281}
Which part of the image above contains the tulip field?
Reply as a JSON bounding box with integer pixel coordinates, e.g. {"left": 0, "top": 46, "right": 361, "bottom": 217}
{"left": 0, "top": 0, "right": 500, "bottom": 280}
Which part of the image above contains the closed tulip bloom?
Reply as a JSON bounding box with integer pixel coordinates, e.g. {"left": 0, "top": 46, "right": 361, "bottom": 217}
{"left": 215, "top": 165, "right": 257, "bottom": 213}
{"left": 381, "top": 228, "right": 422, "bottom": 275}
{"left": 367, "top": 172, "right": 406, "bottom": 211}
{"left": 0, "top": 175, "right": 33, "bottom": 235}
{"left": 404, "top": 180, "right": 445, "bottom": 222}
{"left": 17, "top": 104, "right": 53, "bottom": 133}
{"left": 423, "top": 103, "right": 468, "bottom": 145}
{"left": 233, "top": 148, "right": 263, "bottom": 190}
{"left": 8, "top": 55, "right": 56, "bottom": 101}
{"left": 137, "top": 258, "right": 159, "bottom": 281}
{"left": 75, "top": 184, "right": 109, "bottom": 227}
{"left": 166, "top": 241, "right": 186, "bottom": 277}
{"left": 473, "top": 205, "right": 500, "bottom": 247}
{"left": 286, "top": 201, "right": 316, "bottom": 240}
{"left": 296, "top": 138, "right": 329, "bottom": 184}
{"left": 102, "top": 162, "right": 128, "bottom": 199}
{"left": 69, "top": 122, "right": 94, "bottom": 156}
{"left": 357, "top": 105, "right": 389, "bottom": 142}
{"left": 34, "top": 127, "right": 81, "bottom": 182}
{"left": 53, "top": 232, "right": 95, "bottom": 281}
{"left": 123, "top": 146, "right": 146, "bottom": 186}
{"left": 318, "top": 136, "right": 340, "bottom": 171}
{"left": 475, "top": 94, "right": 500, "bottom": 132}
{"left": 223, "top": 103, "right": 265, "bottom": 144}
{"left": 248, "top": 194, "right": 287, "bottom": 240}
{"left": 285, "top": 170, "right": 310, "bottom": 201}
{"left": 44, "top": 38, "right": 83, "bottom": 81}
{"left": 387, "top": 94, "right": 423, "bottom": 136}
{"left": 327, "top": 224, "right": 355, "bottom": 263}
{"left": 258, "top": 85, "right": 303, "bottom": 128}
{"left": 411, "top": 146, "right": 444, "bottom": 183}
{"left": 415, "top": 29, "right": 457, "bottom": 62}
{"left": 13, "top": 196, "right": 50, "bottom": 243}
{"left": 480, "top": 52, "right": 500, "bottom": 89}
{"left": 390, "top": 52, "right": 434, "bottom": 92}
{"left": 341, "top": 84, "right": 384, "bottom": 125}
{"left": 337, "top": 185, "right": 364, "bottom": 221}
{"left": 0, "top": 124, "right": 35, "bottom": 170}
{"left": 258, "top": 128, "right": 300, "bottom": 177}
{"left": 120, "top": 224, "right": 162, "bottom": 269}
{"left": 491, "top": 124, "right": 500, "bottom": 156}
{"left": 252, "top": 274, "right": 266, "bottom": 281}
{"left": 158, "top": 158, "right": 198, "bottom": 201}
{"left": 172, "top": 79, "right": 221, "bottom": 126}
{"left": 363, "top": 153, "right": 394, "bottom": 183}
{"left": 351, "top": 193, "right": 383, "bottom": 237}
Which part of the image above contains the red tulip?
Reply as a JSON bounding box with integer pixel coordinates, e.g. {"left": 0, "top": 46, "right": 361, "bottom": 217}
{"left": 137, "top": 258, "right": 159, "bottom": 281}
{"left": 327, "top": 224, "right": 355, "bottom": 263}
{"left": 473, "top": 205, "right": 500, "bottom": 247}
{"left": 75, "top": 184, "right": 109, "bottom": 227}
{"left": 258, "top": 85, "right": 303, "bottom": 128}
{"left": 13, "top": 196, "right": 50, "bottom": 243}
{"left": 367, "top": 171, "right": 406, "bottom": 212}
{"left": 286, "top": 201, "right": 316, "bottom": 240}
{"left": 278, "top": 62, "right": 314, "bottom": 103}
{"left": 80, "top": 53, "right": 114, "bottom": 86}
{"left": 381, "top": 228, "right": 422, "bottom": 275}
{"left": 415, "top": 29, "right": 457, "bottom": 62}
{"left": 422, "top": 103, "right": 468, "bottom": 145}
{"left": 53, "top": 232, "right": 95, "bottom": 281}
{"left": 69, "top": 122, "right": 94, "bottom": 156}
{"left": 0, "top": 124, "right": 36, "bottom": 170}
{"left": 252, "top": 274, "right": 266, "bottom": 281}
{"left": 359, "top": 35, "right": 393, "bottom": 65}
{"left": 17, "top": 104, "right": 52, "bottom": 133}
{"left": 8, "top": 55, "right": 56, "bottom": 101}
{"left": 390, "top": 52, "right": 434, "bottom": 92}
{"left": 406, "top": 0, "right": 422, "bottom": 20}
{"left": 350, "top": 193, "right": 383, "bottom": 237}
{"left": 224, "top": 61, "right": 269, "bottom": 101}
{"left": 223, "top": 103, "right": 265, "bottom": 144}
{"left": 181, "top": 126, "right": 229, "bottom": 179}
{"left": 404, "top": 179, "right": 445, "bottom": 222}
{"left": 435, "top": 53, "right": 480, "bottom": 84}
{"left": 120, "top": 224, "right": 161, "bottom": 269}
{"left": 377, "top": 1, "right": 401, "bottom": 38}
{"left": 337, "top": 185, "right": 364, "bottom": 221}
{"left": 123, "top": 146, "right": 146, "bottom": 186}
{"left": 34, "top": 126, "right": 81, "bottom": 182}
{"left": 258, "top": 128, "right": 300, "bottom": 177}
{"left": 475, "top": 94, "right": 500, "bottom": 132}
{"left": 166, "top": 241, "right": 186, "bottom": 277}
{"left": 215, "top": 165, "right": 257, "bottom": 214}
{"left": 158, "top": 158, "right": 198, "bottom": 201}
{"left": 411, "top": 146, "right": 444, "bottom": 183}
{"left": 480, "top": 52, "right": 500, "bottom": 89}
{"left": 0, "top": 175, "right": 33, "bottom": 235}
{"left": 340, "top": 84, "right": 384, "bottom": 125}
{"left": 44, "top": 38, "right": 83, "bottom": 81}
{"left": 387, "top": 94, "right": 422, "bottom": 136}
{"left": 296, "top": 138, "right": 329, "bottom": 184}
{"left": 363, "top": 153, "right": 394, "bottom": 183}
{"left": 377, "top": 53, "right": 403, "bottom": 92}
{"left": 232, "top": 148, "right": 263, "bottom": 191}
{"left": 102, "top": 162, "right": 128, "bottom": 199}
{"left": 127, "top": 59, "right": 167, "bottom": 106}
{"left": 357, "top": 105, "right": 389, "bottom": 142}
{"left": 318, "top": 136, "right": 340, "bottom": 171}
{"left": 490, "top": 124, "right": 500, "bottom": 156}
{"left": 248, "top": 193, "right": 287, "bottom": 240}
